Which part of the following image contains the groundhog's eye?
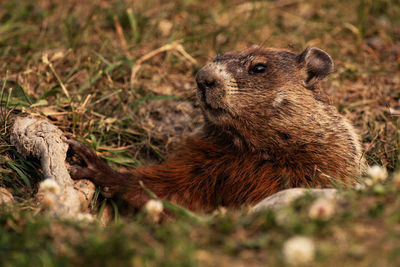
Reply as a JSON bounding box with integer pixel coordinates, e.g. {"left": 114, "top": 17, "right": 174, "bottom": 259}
{"left": 250, "top": 63, "right": 267, "bottom": 74}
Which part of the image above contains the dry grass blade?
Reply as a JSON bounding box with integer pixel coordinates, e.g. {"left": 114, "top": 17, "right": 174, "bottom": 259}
{"left": 130, "top": 41, "right": 197, "bottom": 87}
{"left": 41, "top": 53, "right": 72, "bottom": 103}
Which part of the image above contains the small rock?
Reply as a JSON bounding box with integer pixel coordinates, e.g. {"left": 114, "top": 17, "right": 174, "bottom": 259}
{"left": 366, "top": 37, "right": 386, "bottom": 50}
{"left": 252, "top": 188, "right": 337, "bottom": 212}
{"left": 73, "top": 179, "right": 96, "bottom": 212}
{"left": 216, "top": 34, "right": 228, "bottom": 46}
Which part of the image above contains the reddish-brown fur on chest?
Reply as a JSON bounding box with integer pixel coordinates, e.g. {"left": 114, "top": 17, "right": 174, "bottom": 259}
{"left": 128, "top": 138, "right": 343, "bottom": 212}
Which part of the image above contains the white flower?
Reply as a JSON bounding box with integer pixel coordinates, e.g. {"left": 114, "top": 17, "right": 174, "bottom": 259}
{"left": 212, "top": 206, "right": 227, "bottom": 216}
{"left": 354, "top": 183, "right": 365, "bottom": 191}
{"left": 364, "top": 178, "right": 374, "bottom": 187}
{"left": 282, "top": 236, "right": 315, "bottom": 265}
{"left": 38, "top": 179, "right": 61, "bottom": 209}
{"left": 308, "top": 197, "right": 335, "bottom": 220}
{"left": 144, "top": 199, "right": 164, "bottom": 222}
{"left": 76, "top": 213, "right": 94, "bottom": 222}
{"left": 39, "top": 179, "right": 60, "bottom": 195}
{"left": 367, "top": 165, "right": 388, "bottom": 183}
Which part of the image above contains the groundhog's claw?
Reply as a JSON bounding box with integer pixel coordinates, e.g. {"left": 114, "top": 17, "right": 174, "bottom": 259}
{"left": 66, "top": 138, "right": 114, "bottom": 183}
{"left": 68, "top": 164, "right": 97, "bottom": 180}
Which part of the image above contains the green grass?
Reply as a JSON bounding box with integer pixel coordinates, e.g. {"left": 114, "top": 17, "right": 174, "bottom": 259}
{"left": 2, "top": 183, "right": 400, "bottom": 266}
{"left": 0, "top": 0, "right": 400, "bottom": 265}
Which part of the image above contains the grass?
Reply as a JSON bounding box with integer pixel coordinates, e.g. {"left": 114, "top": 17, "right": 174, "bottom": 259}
{"left": 0, "top": 0, "right": 400, "bottom": 265}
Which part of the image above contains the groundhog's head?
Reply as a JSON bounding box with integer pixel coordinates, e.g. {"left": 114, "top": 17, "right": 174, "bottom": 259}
{"left": 195, "top": 46, "right": 335, "bottom": 150}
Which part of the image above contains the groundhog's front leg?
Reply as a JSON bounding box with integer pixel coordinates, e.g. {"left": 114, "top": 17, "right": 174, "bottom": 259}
{"left": 67, "top": 139, "right": 133, "bottom": 197}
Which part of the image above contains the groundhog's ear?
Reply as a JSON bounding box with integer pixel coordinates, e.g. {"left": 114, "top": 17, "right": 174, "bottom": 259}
{"left": 296, "top": 47, "right": 334, "bottom": 88}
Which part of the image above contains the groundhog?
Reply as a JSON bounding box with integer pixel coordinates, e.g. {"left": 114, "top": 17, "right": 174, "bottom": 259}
{"left": 68, "top": 46, "right": 366, "bottom": 212}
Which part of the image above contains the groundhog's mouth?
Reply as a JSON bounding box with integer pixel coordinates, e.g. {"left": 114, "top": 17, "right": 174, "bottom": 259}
{"left": 199, "top": 93, "right": 225, "bottom": 114}
{"left": 201, "top": 102, "right": 228, "bottom": 123}
{"left": 204, "top": 103, "right": 225, "bottom": 113}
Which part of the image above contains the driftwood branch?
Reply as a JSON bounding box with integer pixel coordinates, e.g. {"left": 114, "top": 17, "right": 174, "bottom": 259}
{"left": 10, "top": 115, "right": 95, "bottom": 219}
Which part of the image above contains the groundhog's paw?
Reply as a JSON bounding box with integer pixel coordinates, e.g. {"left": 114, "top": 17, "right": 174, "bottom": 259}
{"left": 66, "top": 139, "right": 113, "bottom": 183}
{"left": 67, "top": 164, "right": 97, "bottom": 180}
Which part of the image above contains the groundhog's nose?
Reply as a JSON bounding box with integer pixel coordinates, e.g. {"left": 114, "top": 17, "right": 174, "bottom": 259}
{"left": 196, "top": 67, "right": 219, "bottom": 91}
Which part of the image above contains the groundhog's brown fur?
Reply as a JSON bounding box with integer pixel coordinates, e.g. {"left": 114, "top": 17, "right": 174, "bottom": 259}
{"left": 69, "top": 46, "right": 366, "bottom": 212}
